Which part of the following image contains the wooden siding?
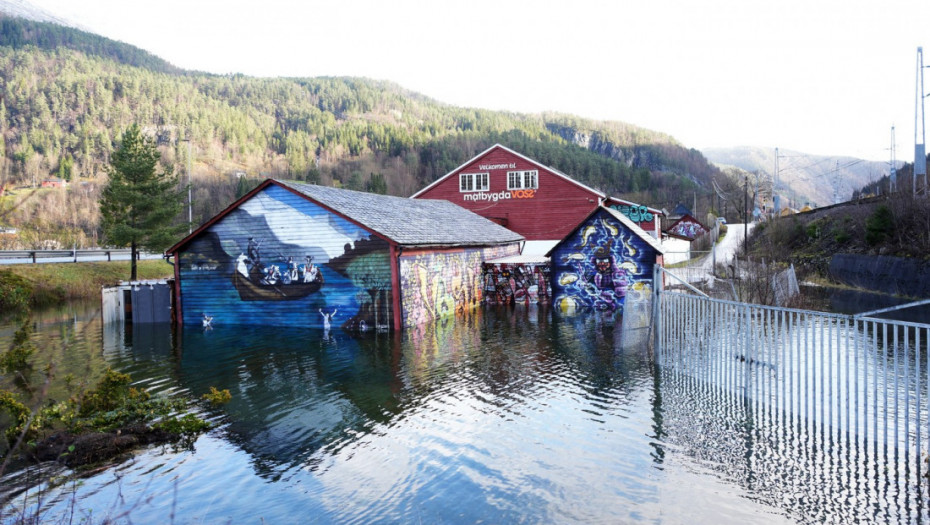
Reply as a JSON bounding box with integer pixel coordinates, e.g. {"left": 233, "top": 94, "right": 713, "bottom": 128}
{"left": 549, "top": 208, "right": 658, "bottom": 312}
{"left": 399, "top": 243, "right": 519, "bottom": 327}
{"left": 415, "top": 147, "right": 600, "bottom": 241}
{"left": 176, "top": 184, "right": 393, "bottom": 329}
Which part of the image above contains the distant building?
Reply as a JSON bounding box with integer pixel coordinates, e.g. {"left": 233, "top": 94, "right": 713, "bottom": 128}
{"left": 41, "top": 177, "right": 68, "bottom": 188}
{"left": 670, "top": 203, "right": 692, "bottom": 219}
{"left": 165, "top": 179, "right": 522, "bottom": 330}
{"left": 665, "top": 214, "right": 709, "bottom": 240}
{"left": 661, "top": 232, "right": 692, "bottom": 265}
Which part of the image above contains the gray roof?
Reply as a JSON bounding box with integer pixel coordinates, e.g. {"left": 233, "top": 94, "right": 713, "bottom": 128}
{"left": 277, "top": 180, "right": 524, "bottom": 247}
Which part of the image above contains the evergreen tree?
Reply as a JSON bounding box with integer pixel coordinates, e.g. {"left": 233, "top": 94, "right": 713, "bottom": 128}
{"left": 100, "top": 124, "right": 185, "bottom": 280}
{"left": 58, "top": 154, "right": 73, "bottom": 181}
{"left": 367, "top": 172, "right": 387, "bottom": 194}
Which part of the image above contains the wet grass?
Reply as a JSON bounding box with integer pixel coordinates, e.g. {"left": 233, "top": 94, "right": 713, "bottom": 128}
{"left": 1, "top": 260, "right": 173, "bottom": 308}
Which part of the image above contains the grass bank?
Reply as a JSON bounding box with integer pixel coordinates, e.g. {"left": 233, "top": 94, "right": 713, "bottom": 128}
{"left": 0, "top": 259, "right": 173, "bottom": 310}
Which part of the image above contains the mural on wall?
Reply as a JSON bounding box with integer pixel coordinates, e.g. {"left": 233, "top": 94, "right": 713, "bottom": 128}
{"left": 399, "top": 244, "right": 518, "bottom": 327}
{"left": 233, "top": 237, "right": 324, "bottom": 300}
{"left": 399, "top": 250, "right": 482, "bottom": 327}
{"left": 550, "top": 211, "right": 657, "bottom": 313}
{"left": 179, "top": 185, "right": 392, "bottom": 329}
{"left": 482, "top": 263, "right": 550, "bottom": 305}
{"left": 668, "top": 216, "right": 708, "bottom": 240}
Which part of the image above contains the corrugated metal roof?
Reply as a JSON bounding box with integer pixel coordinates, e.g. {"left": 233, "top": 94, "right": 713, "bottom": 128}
{"left": 278, "top": 180, "right": 524, "bottom": 247}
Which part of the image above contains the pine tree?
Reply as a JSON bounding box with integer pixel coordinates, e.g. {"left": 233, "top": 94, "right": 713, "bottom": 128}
{"left": 367, "top": 172, "right": 387, "bottom": 194}
{"left": 100, "top": 124, "right": 185, "bottom": 280}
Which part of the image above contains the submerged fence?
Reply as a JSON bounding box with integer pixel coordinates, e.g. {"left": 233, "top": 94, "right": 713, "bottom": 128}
{"left": 654, "top": 266, "right": 930, "bottom": 522}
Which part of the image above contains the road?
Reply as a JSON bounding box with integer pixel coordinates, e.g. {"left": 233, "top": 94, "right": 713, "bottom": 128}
{"left": 669, "top": 222, "right": 755, "bottom": 286}
{"left": 701, "top": 222, "right": 755, "bottom": 274}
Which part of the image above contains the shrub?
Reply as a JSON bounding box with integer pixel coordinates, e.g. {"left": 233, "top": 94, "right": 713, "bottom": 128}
{"left": 0, "top": 389, "right": 31, "bottom": 446}
{"left": 805, "top": 222, "right": 819, "bottom": 239}
{"left": 202, "top": 386, "right": 232, "bottom": 405}
{"left": 0, "top": 270, "right": 33, "bottom": 314}
{"left": 865, "top": 205, "right": 894, "bottom": 246}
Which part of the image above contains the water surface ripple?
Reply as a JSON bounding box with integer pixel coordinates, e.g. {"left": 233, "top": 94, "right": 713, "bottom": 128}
{"left": 1, "top": 303, "right": 925, "bottom": 523}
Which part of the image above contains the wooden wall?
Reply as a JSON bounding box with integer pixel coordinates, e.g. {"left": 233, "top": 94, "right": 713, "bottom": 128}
{"left": 399, "top": 243, "right": 519, "bottom": 327}
{"left": 415, "top": 147, "right": 600, "bottom": 241}
{"left": 549, "top": 208, "right": 659, "bottom": 312}
{"left": 177, "top": 184, "right": 393, "bottom": 330}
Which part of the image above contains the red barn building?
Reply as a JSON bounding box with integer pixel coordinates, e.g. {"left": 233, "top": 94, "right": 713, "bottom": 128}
{"left": 411, "top": 144, "right": 662, "bottom": 252}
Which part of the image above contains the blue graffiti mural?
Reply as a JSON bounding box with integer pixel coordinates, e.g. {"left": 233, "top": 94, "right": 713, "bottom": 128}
{"left": 550, "top": 210, "right": 657, "bottom": 313}
{"left": 178, "top": 185, "right": 392, "bottom": 329}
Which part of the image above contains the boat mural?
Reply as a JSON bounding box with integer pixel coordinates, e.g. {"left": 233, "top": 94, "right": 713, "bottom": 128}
{"left": 231, "top": 238, "right": 324, "bottom": 301}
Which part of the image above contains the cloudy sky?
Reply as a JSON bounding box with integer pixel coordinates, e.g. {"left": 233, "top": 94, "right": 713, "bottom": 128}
{"left": 29, "top": 0, "right": 930, "bottom": 161}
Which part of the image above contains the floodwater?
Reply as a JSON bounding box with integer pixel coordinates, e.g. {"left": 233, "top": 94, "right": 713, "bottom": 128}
{"left": 0, "top": 299, "right": 923, "bottom": 524}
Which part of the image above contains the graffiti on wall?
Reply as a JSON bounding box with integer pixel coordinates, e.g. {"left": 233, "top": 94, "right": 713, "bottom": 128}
{"left": 668, "top": 216, "right": 707, "bottom": 240}
{"left": 608, "top": 203, "right": 654, "bottom": 223}
{"left": 399, "top": 244, "right": 518, "bottom": 327}
{"left": 550, "top": 211, "right": 656, "bottom": 313}
{"left": 179, "top": 185, "right": 392, "bottom": 330}
{"left": 482, "top": 263, "right": 550, "bottom": 305}
{"left": 399, "top": 250, "right": 484, "bottom": 327}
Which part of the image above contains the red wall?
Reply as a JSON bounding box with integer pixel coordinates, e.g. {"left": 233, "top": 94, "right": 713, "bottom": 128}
{"left": 414, "top": 148, "right": 600, "bottom": 241}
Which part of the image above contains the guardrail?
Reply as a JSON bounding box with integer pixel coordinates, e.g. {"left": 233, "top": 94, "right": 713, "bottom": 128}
{"left": 0, "top": 249, "right": 157, "bottom": 264}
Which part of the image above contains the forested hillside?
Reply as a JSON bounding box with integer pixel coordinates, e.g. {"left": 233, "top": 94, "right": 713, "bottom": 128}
{"left": 0, "top": 15, "right": 728, "bottom": 249}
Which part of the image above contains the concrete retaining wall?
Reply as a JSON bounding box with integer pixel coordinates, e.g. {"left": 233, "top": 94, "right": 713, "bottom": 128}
{"left": 829, "top": 253, "right": 930, "bottom": 298}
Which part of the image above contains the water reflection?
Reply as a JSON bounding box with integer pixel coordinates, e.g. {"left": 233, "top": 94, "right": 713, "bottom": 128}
{"left": 5, "top": 303, "right": 907, "bottom": 523}
{"left": 171, "top": 325, "right": 402, "bottom": 477}
{"left": 148, "top": 306, "right": 656, "bottom": 482}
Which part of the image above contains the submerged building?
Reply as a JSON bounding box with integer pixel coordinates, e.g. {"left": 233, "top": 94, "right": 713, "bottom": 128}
{"left": 165, "top": 179, "right": 522, "bottom": 330}
{"left": 548, "top": 206, "right": 665, "bottom": 313}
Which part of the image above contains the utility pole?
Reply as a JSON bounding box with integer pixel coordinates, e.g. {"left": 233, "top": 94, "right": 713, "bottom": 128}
{"left": 743, "top": 175, "right": 748, "bottom": 259}
{"left": 890, "top": 125, "right": 897, "bottom": 193}
{"left": 833, "top": 160, "right": 840, "bottom": 204}
{"left": 916, "top": 47, "right": 927, "bottom": 195}
{"left": 773, "top": 147, "right": 780, "bottom": 216}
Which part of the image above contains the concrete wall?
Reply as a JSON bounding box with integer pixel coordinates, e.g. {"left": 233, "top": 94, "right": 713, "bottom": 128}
{"left": 829, "top": 253, "right": 930, "bottom": 298}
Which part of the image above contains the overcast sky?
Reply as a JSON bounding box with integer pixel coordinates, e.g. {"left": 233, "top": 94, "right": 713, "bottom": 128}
{"left": 28, "top": 0, "right": 930, "bottom": 162}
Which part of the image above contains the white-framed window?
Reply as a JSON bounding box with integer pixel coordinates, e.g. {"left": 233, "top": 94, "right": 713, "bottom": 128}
{"left": 459, "top": 172, "right": 489, "bottom": 192}
{"left": 507, "top": 170, "right": 538, "bottom": 190}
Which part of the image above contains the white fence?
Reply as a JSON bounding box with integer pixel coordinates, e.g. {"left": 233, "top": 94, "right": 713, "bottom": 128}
{"left": 653, "top": 266, "right": 930, "bottom": 521}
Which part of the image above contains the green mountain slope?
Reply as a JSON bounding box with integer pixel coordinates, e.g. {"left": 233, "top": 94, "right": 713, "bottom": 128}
{"left": 0, "top": 13, "right": 184, "bottom": 74}
{"left": 0, "top": 15, "right": 732, "bottom": 246}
